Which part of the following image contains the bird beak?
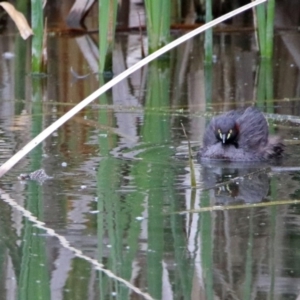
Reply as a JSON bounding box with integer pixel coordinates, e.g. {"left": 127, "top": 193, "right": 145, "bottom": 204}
{"left": 221, "top": 134, "right": 226, "bottom": 144}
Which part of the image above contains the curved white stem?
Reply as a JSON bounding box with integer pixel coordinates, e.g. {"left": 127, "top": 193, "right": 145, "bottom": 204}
{"left": 0, "top": 0, "right": 267, "bottom": 177}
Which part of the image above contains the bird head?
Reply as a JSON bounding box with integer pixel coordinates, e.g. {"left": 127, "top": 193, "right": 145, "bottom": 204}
{"left": 214, "top": 118, "right": 239, "bottom": 145}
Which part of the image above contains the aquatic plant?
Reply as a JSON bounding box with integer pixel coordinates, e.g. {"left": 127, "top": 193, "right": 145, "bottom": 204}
{"left": 99, "top": 0, "right": 118, "bottom": 72}
{"left": 31, "top": 0, "right": 44, "bottom": 72}
{"left": 144, "top": 0, "right": 170, "bottom": 52}
{"left": 204, "top": 0, "right": 213, "bottom": 63}
{"left": 255, "top": 0, "right": 275, "bottom": 58}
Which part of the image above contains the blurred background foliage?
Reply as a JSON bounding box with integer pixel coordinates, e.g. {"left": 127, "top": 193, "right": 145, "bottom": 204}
{"left": 2, "top": 0, "right": 276, "bottom": 73}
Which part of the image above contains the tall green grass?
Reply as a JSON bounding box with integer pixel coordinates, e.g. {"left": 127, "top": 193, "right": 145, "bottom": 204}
{"left": 256, "top": 0, "right": 275, "bottom": 58}
{"left": 144, "top": 0, "right": 170, "bottom": 52}
{"left": 99, "top": 0, "right": 118, "bottom": 73}
{"left": 257, "top": 60, "right": 275, "bottom": 132}
{"left": 204, "top": 0, "right": 213, "bottom": 63}
{"left": 31, "top": 0, "right": 44, "bottom": 72}
{"left": 96, "top": 0, "right": 273, "bottom": 70}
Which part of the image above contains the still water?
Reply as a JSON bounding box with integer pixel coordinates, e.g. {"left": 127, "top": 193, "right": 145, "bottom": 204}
{"left": 1, "top": 9, "right": 300, "bottom": 300}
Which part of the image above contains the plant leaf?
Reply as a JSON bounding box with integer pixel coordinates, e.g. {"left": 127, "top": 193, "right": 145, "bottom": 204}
{"left": 0, "top": 2, "right": 33, "bottom": 39}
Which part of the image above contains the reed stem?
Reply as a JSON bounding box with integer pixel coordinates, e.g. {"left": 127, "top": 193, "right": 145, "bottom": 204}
{"left": 256, "top": 0, "right": 275, "bottom": 58}
{"left": 99, "top": 0, "right": 118, "bottom": 73}
{"left": 204, "top": 0, "right": 213, "bottom": 63}
{"left": 265, "top": 0, "right": 275, "bottom": 58}
{"left": 31, "top": 0, "right": 44, "bottom": 72}
{"left": 144, "top": 0, "right": 170, "bottom": 52}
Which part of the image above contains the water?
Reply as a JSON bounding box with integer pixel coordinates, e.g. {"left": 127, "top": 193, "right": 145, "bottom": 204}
{"left": 1, "top": 6, "right": 300, "bottom": 300}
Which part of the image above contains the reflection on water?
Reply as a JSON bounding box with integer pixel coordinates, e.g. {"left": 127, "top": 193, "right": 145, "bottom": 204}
{"left": 1, "top": 5, "right": 300, "bottom": 300}
{"left": 201, "top": 162, "right": 271, "bottom": 203}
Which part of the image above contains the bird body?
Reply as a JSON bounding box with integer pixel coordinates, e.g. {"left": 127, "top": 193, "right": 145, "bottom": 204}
{"left": 199, "top": 107, "right": 284, "bottom": 162}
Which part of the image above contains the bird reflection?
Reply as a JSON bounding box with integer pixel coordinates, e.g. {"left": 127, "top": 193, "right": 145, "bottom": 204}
{"left": 201, "top": 161, "right": 270, "bottom": 204}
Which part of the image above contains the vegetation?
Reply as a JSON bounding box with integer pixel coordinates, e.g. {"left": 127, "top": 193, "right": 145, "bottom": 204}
{"left": 256, "top": 0, "right": 275, "bottom": 58}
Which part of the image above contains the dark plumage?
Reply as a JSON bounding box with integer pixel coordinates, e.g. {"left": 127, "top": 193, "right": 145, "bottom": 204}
{"left": 199, "top": 107, "right": 284, "bottom": 162}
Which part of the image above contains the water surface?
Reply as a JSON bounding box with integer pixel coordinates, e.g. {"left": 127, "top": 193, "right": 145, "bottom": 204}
{"left": 0, "top": 6, "right": 300, "bottom": 300}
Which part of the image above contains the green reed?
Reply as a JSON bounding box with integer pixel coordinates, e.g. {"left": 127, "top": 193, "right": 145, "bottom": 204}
{"left": 256, "top": 0, "right": 275, "bottom": 58}
{"left": 99, "top": 0, "right": 118, "bottom": 73}
{"left": 144, "top": 0, "right": 170, "bottom": 52}
{"left": 257, "top": 60, "right": 275, "bottom": 133}
{"left": 204, "top": 0, "right": 213, "bottom": 63}
{"left": 200, "top": 190, "right": 214, "bottom": 299}
{"left": 96, "top": 0, "right": 270, "bottom": 70}
{"left": 31, "top": 0, "right": 44, "bottom": 72}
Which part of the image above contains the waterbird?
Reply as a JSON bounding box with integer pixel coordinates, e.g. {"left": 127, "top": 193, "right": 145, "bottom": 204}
{"left": 199, "top": 106, "right": 284, "bottom": 162}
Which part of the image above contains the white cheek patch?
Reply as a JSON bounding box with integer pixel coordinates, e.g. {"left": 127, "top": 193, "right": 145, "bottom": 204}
{"left": 227, "top": 129, "right": 233, "bottom": 140}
